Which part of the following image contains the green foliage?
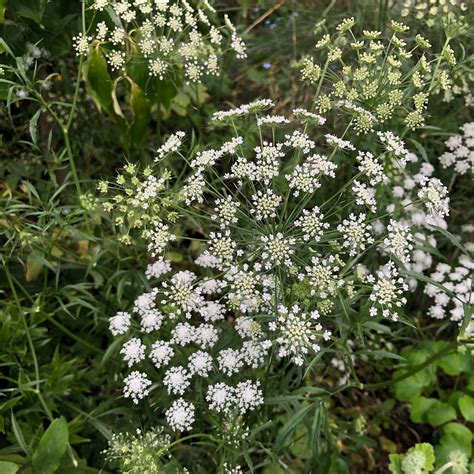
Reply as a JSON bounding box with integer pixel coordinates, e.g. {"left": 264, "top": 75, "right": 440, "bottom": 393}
{"left": 32, "top": 417, "right": 69, "bottom": 474}
{"left": 392, "top": 341, "right": 474, "bottom": 470}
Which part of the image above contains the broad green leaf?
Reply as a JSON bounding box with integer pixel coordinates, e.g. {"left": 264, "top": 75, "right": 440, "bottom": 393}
{"left": 467, "top": 375, "right": 474, "bottom": 392}
{"left": 426, "top": 401, "right": 456, "bottom": 427}
{"left": 85, "top": 47, "right": 114, "bottom": 114}
{"left": 393, "top": 365, "right": 434, "bottom": 402}
{"left": 0, "top": 461, "right": 19, "bottom": 474}
{"left": 128, "top": 82, "right": 151, "bottom": 147}
{"left": 10, "top": 0, "right": 46, "bottom": 23}
{"left": 388, "top": 454, "right": 403, "bottom": 474}
{"left": 459, "top": 395, "right": 474, "bottom": 422}
{"left": 438, "top": 352, "right": 463, "bottom": 376}
{"left": 393, "top": 375, "right": 424, "bottom": 402}
{"left": 410, "top": 396, "right": 437, "bottom": 424}
{"left": 26, "top": 253, "right": 44, "bottom": 282}
{"left": 32, "top": 417, "right": 69, "bottom": 474}
{"left": 440, "top": 423, "right": 472, "bottom": 456}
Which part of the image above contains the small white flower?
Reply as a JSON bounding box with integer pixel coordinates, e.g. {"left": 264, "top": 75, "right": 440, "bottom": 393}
{"left": 195, "top": 251, "right": 220, "bottom": 268}
{"left": 171, "top": 322, "right": 196, "bottom": 346}
{"left": 139, "top": 309, "right": 163, "bottom": 333}
{"left": 218, "top": 348, "right": 243, "bottom": 375}
{"left": 417, "top": 177, "right": 450, "bottom": 218}
{"left": 199, "top": 300, "right": 226, "bottom": 322}
{"left": 166, "top": 398, "right": 195, "bottom": 431}
{"left": 120, "top": 337, "right": 146, "bottom": 367}
{"left": 109, "top": 311, "right": 131, "bottom": 336}
{"left": 377, "top": 131, "right": 409, "bottom": 167}
{"left": 294, "top": 207, "right": 329, "bottom": 241}
{"left": 188, "top": 350, "right": 213, "bottom": 377}
{"left": 133, "top": 289, "right": 158, "bottom": 315}
{"left": 251, "top": 189, "right": 282, "bottom": 220}
{"left": 356, "top": 151, "right": 387, "bottom": 186}
{"left": 155, "top": 131, "right": 186, "bottom": 160}
{"left": 235, "top": 380, "right": 264, "bottom": 413}
{"left": 144, "top": 221, "right": 176, "bottom": 257}
{"left": 257, "top": 115, "right": 290, "bottom": 126}
{"left": 260, "top": 233, "right": 295, "bottom": 269}
{"left": 123, "top": 371, "right": 152, "bottom": 404}
{"left": 285, "top": 130, "right": 316, "bottom": 153}
{"left": 241, "top": 340, "right": 271, "bottom": 368}
{"left": 206, "top": 382, "right": 234, "bottom": 413}
{"left": 383, "top": 220, "right": 413, "bottom": 264}
{"left": 149, "top": 340, "right": 174, "bottom": 368}
{"left": 163, "top": 366, "right": 191, "bottom": 395}
{"left": 337, "top": 213, "right": 374, "bottom": 256}
{"left": 369, "top": 262, "right": 408, "bottom": 320}
{"left": 146, "top": 259, "right": 172, "bottom": 279}
{"left": 195, "top": 324, "right": 219, "bottom": 349}
{"left": 352, "top": 180, "right": 377, "bottom": 213}
{"left": 325, "top": 134, "right": 355, "bottom": 150}
{"left": 73, "top": 33, "right": 91, "bottom": 56}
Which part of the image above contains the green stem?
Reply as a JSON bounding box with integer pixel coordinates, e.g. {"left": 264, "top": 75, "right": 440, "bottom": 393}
{"left": 428, "top": 37, "right": 450, "bottom": 93}
{"left": 434, "top": 462, "right": 453, "bottom": 474}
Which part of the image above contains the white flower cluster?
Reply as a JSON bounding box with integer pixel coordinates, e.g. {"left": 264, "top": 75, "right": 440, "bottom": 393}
{"left": 108, "top": 100, "right": 457, "bottom": 436}
{"left": 83, "top": 0, "right": 246, "bottom": 83}
{"left": 439, "top": 122, "right": 474, "bottom": 176}
{"left": 301, "top": 20, "right": 455, "bottom": 131}
{"left": 168, "top": 101, "right": 453, "bottom": 322}
{"left": 367, "top": 262, "right": 409, "bottom": 320}
{"left": 425, "top": 255, "right": 474, "bottom": 324}
{"left": 269, "top": 305, "right": 330, "bottom": 366}
{"left": 109, "top": 259, "right": 269, "bottom": 432}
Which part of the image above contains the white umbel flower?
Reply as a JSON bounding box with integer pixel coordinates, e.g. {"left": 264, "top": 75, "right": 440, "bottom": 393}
{"left": 188, "top": 351, "right": 213, "bottom": 377}
{"left": 271, "top": 305, "right": 324, "bottom": 366}
{"left": 120, "top": 338, "right": 146, "bottom": 367}
{"left": 166, "top": 398, "right": 195, "bottom": 431}
{"left": 368, "top": 262, "right": 408, "bottom": 320}
{"left": 109, "top": 311, "right": 131, "bottom": 336}
{"left": 235, "top": 380, "right": 264, "bottom": 413}
{"left": 163, "top": 366, "right": 191, "bottom": 395}
{"left": 145, "top": 258, "right": 172, "bottom": 279}
{"left": 417, "top": 177, "right": 450, "bottom": 218}
{"left": 337, "top": 213, "right": 374, "bottom": 256}
{"left": 218, "top": 348, "right": 244, "bottom": 375}
{"left": 149, "top": 340, "right": 174, "bottom": 368}
{"left": 294, "top": 207, "right": 329, "bottom": 241}
{"left": 123, "top": 371, "right": 152, "bottom": 404}
{"left": 383, "top": 220, "right": 413, "bottom": 264}
{"left": 206, "top": 382, "right": 234, "bottom": 413}
{"left": 260, "top": 233, "right": 295, "bottom": 269}
{"left": 251, "top": 189, "right": 282, "bottom": 220}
